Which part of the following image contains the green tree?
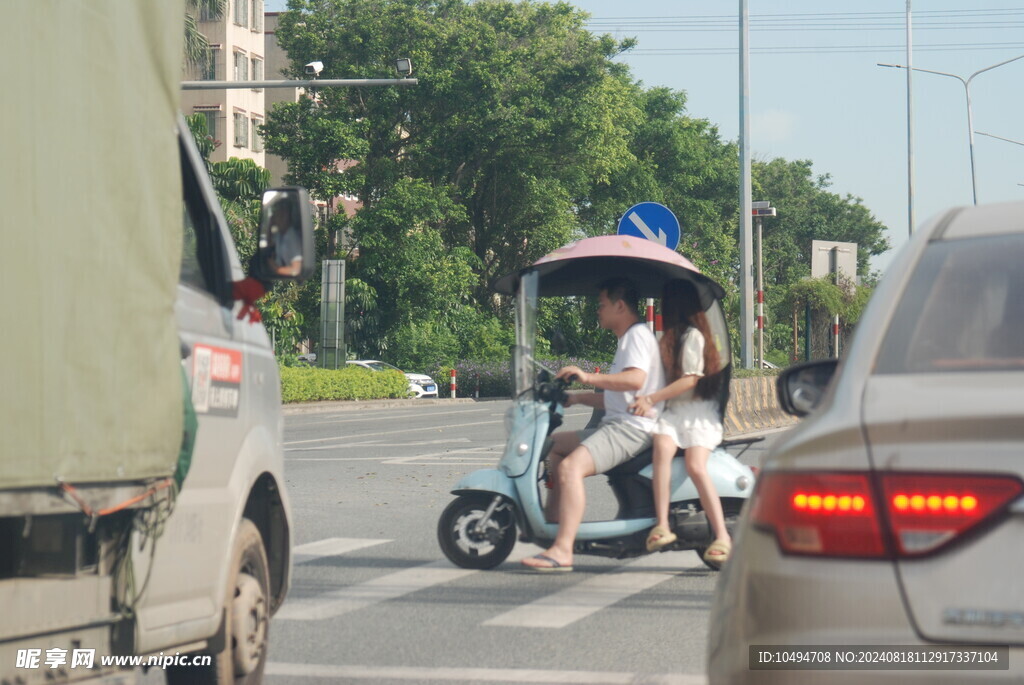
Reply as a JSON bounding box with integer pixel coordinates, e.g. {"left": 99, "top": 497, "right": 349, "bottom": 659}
{"left": 751, "top": 158, "right": 890, "bottom": 362}
{"left": 184, "top": 0, "right": 225, "bottom": 71}
{"left": 266, "top": 0, "right": 641, "bottom": 364}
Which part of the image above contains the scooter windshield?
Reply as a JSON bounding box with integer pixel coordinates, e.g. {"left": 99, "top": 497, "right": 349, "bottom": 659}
{"left": 512, "top": 270, "right": 539, "bottom": 398}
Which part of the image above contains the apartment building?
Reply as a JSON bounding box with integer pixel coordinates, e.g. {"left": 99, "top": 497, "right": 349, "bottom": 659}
{"left": 263, "top": 12, "right": 298, "bottom": 187}
{"left": 181, "top": 0, "right": 266, "bottom": 166}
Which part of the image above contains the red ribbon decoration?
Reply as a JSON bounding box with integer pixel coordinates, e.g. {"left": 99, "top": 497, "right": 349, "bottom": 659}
{"left": 231, "top": 277, "right": 267, "bottom": 323}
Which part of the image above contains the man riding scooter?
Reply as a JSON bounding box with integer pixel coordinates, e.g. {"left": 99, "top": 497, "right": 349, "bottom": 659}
{"left": 521, "top": 277, "right": 666, "bottom": 572}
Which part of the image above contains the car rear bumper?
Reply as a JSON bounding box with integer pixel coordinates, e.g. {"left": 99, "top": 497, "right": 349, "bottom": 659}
{"left": 707, "top": 527, "right": 1022, "bottom": 683}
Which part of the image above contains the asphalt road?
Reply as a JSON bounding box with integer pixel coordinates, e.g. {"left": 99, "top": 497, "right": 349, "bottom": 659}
{"left": 147, "top": 400, "right": 780, "bottom": 684}
{"left": 255, "top": 400, "right": 783, "bottom": 685}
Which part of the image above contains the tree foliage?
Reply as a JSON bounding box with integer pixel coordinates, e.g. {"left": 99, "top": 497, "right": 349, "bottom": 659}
{"left": 264, "top": 0, "right": 892, "bottom": 369}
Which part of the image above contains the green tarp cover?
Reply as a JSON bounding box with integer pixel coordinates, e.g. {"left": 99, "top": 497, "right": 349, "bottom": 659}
{"left": 0, "top": 1, "right": 186, "bottom": 488}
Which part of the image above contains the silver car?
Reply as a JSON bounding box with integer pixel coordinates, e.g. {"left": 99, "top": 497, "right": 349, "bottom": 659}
{"left": 708, "top": 201, "right": 1024, "bottom": 683}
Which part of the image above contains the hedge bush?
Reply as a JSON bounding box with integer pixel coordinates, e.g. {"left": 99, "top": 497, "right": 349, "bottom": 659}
{"left": 280, "top": 366, "right": 410, "bottom": 403}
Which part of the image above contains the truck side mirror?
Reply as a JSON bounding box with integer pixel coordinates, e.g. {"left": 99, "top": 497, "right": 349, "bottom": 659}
{"left": 776, "top": 359, "right": 839, "bottom": 417}
{"left": 252, "top": 187, "right": 314, "bottom": 282}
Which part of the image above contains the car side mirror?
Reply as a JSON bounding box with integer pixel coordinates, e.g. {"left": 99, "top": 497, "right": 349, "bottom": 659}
{"left": 252, "top": 187, "right": 314, "bottom": 282}
{"left": 777, "top": 359, "right": 839, "bottom": 417}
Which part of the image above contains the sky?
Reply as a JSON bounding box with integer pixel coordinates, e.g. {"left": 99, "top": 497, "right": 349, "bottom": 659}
{"left": 265, "top": 1, "right": 1024, "bottom": 274}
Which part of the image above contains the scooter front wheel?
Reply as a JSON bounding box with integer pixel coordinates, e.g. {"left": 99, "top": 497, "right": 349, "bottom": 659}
{"left": 438, "top": 493, "right": 517, "bottom": 569}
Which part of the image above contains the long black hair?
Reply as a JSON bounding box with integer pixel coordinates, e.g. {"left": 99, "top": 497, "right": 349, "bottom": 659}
{"left": 659, "top": 279, "right": 724, "bottom": 402}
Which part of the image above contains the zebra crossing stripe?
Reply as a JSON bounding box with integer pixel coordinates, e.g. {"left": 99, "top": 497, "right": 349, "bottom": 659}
{"left": 266, "top": 662, "right": 708, "bottom": 683}
{"left": 483, "top": 554, "right": 683, "bottom": 628}
{"left": 275, "top": 560, "right": 476, "bottom": 621}
{"left": 292, "top": 537, "right": 391, "bottom": 561}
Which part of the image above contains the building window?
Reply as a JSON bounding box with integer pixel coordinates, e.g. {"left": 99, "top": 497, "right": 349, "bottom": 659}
{"left": 202, "top": 111, "right": 218, "bottom": 141}
{"left": 203, "top": 46, "right": 218, "bottom": 81}
{"left": 198, "top": 5, "right": 218, "bottom": 22}
{"left": 233, "top": 0, "right": 248, "bottom": 27}
{"left": 233, "top": 51, "right": 247, "bottom": 81}
{"left": 234, "top": 112, "right": 248, "bottom": 148}
{"left": 251, "top": 0, "right": 263, "bottom": 31}
{"left": 250, "top": 57, "right": 263, "bottom": 90}
{"left": 252, "top": 117, "right": 264, "bottom": 152}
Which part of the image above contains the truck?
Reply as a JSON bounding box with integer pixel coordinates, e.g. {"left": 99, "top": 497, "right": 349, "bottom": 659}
{"left": 1, "top": 2, "right": 311, "bottom": 683}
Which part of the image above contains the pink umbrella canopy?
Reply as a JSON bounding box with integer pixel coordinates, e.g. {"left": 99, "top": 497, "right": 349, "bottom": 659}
{"left": 494, "top": 235, "right": 726, "bottom": 304}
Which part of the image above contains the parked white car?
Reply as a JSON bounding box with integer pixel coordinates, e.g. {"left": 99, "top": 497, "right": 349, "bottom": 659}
{"left": 346, "top": 360, "right": 439, "bottom": 398}
{"left": 707, "top": 201, "right": 1024, "bottom": 683}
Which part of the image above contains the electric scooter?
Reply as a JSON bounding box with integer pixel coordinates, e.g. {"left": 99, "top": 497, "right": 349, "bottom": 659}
{"left": 436, "top": 235, "right": 759, "bottom": 571}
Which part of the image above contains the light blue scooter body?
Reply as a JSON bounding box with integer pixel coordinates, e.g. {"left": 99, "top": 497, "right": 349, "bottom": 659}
{"left": 452, "top": 398, "right": 756, "bottom": 542}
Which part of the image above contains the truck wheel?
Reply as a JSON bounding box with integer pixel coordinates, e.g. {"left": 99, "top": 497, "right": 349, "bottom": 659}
{"left": 166, "top": 518, "right": 269, "bottom": 685}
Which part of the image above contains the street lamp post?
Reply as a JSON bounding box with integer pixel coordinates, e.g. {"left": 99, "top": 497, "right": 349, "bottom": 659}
{"left": 878, "top": 54, "right": 1024, "bottom": 205}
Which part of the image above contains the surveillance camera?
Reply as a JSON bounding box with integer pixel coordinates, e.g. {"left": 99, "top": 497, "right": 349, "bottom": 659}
{"left": 395, "top": 58, "right": 413, "bottom": 77}
{"left": 304, "top": 61, "right": 324, "bottom": 76}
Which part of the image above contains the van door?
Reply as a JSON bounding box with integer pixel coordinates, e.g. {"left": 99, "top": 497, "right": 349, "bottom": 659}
{"left": 131, "top": 130, "right": 248, "bottom": 652}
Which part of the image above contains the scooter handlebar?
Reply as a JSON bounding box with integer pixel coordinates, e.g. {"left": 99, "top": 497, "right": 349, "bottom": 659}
{"left": 537, "top": 375, "right": 571, "bottom": 405}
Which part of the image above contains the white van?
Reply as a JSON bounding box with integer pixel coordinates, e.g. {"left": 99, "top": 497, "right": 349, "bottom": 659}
{"left": 1, "top": 3, "right": 311, "bottom": 683}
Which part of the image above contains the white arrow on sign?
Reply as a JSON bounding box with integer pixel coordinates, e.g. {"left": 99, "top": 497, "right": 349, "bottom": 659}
{"left": 627, "top": 211, "right": 667, "bottom": 246}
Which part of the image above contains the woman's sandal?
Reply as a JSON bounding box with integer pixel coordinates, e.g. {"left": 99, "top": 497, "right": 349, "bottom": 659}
{"left": 703, "top": 539, "right": 731, "bottom": 569}
{"left": 646, "top": 525, "right": 678, "bottom": 552}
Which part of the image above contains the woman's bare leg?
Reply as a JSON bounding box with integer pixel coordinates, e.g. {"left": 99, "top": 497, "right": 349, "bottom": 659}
{"left": 651, "top": 434, "right": 677, "bottom": 531}
{"left": 684, "top": 445, "right": 731, "bottom": 547}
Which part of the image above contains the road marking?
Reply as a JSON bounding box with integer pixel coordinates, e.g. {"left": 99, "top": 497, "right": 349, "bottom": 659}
{"left": 286, "top": 437, "right": 471, "bottom": 453}
{"left": 266, "top": 662, "right": 707, "bottom": 684}
{"left": 275, "top": 561, "right": 476, "bottom": 621}
{"left": 382, "top": 444, "right": 505, "bottom": 464}
{"left": 484, "top": 554, "right": 682, "bottom": 629}
{"left": 293, "top": 537, "right": 390, "bottom": 562}
{"left": 284, "top": 417, "right": 506, "bottom": 447}
{"left": 288, "top": 406, "right": 496, "bottom": 427}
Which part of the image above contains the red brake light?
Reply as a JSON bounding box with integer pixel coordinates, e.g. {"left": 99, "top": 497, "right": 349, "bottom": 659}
{"left": 881, "top": 474, "right": 1023, "bottom": 557}
{"left": 751, "top": 473, "right": 887, "bottom": 558}
{"left": 752, "top": 472, "right": 1023, "bottom": 559}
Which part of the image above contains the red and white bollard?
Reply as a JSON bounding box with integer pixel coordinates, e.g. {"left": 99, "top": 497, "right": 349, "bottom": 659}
{"left": 450, "top": 368, "right": 457, "bottom": 398}
{"left": 654, "top": 313, "right": 663, "bottom": 341}
{"left": 646, "top": 298, "right": 655, "bottom": 333}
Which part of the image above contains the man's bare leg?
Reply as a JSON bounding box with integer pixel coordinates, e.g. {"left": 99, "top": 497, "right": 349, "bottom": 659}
{"left": 523, "top": 445, "right": 596, "bottom": 569}
{"left": 543, "top": 431, "right": 581, "bottom": 523}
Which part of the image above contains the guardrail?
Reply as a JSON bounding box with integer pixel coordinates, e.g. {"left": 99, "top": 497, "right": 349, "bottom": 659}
{"left": 724, "top": 376, "right": 797, "bottom": 436}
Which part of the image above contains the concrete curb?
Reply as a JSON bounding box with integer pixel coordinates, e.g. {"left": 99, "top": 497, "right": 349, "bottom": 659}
{"left": 283, "top": 397, "right": 477, "bottom": 415}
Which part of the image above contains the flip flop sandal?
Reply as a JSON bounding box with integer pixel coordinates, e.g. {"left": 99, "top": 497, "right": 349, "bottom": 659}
{"left": 522, "top": 553, "right": 573, "bottom": 573}
{"left": 646, "top": 525, "right": 678, "bottom": 553}
{"left": 703, "top": 540, "right": 731, "bottom": 569}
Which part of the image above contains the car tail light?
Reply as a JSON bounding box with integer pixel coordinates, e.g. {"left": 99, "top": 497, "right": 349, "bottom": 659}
{"left": 881, "top": 474, "right": 1023, "bottom": 556}
{"left": 751, "top": 472, "right": 1023, "bottom": 559}
{"left": 751, "top": 473, "right": 886, "bottom": 558}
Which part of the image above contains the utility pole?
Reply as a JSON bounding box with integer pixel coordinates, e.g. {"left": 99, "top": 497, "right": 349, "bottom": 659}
{"left": 738, "top": 0, "right": 754, "bottom": 369}
{"left": 906, "top": 0, "right": 915, "bottom": 236}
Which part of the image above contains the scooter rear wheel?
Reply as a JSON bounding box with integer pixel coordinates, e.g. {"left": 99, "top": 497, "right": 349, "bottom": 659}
{"left": 438, "top": 493, "right": 517, "bottom": 569}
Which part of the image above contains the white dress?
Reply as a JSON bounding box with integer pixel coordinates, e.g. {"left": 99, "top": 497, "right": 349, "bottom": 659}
{"left": 654, "top": 328, "right": 724, "bottom": 450}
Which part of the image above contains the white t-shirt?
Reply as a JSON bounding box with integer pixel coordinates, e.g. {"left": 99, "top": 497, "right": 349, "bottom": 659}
{"left": 602, "top": 322, "right": 665, "bottom": 431}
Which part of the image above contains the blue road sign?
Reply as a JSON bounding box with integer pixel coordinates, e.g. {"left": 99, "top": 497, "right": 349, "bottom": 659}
{"left": 616, "top": 202, "right": 680, "bottom": 250}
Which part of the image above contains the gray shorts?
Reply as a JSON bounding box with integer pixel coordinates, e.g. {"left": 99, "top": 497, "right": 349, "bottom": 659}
{"left": 579, "top": 420, "right": 652, "bottom": 474}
